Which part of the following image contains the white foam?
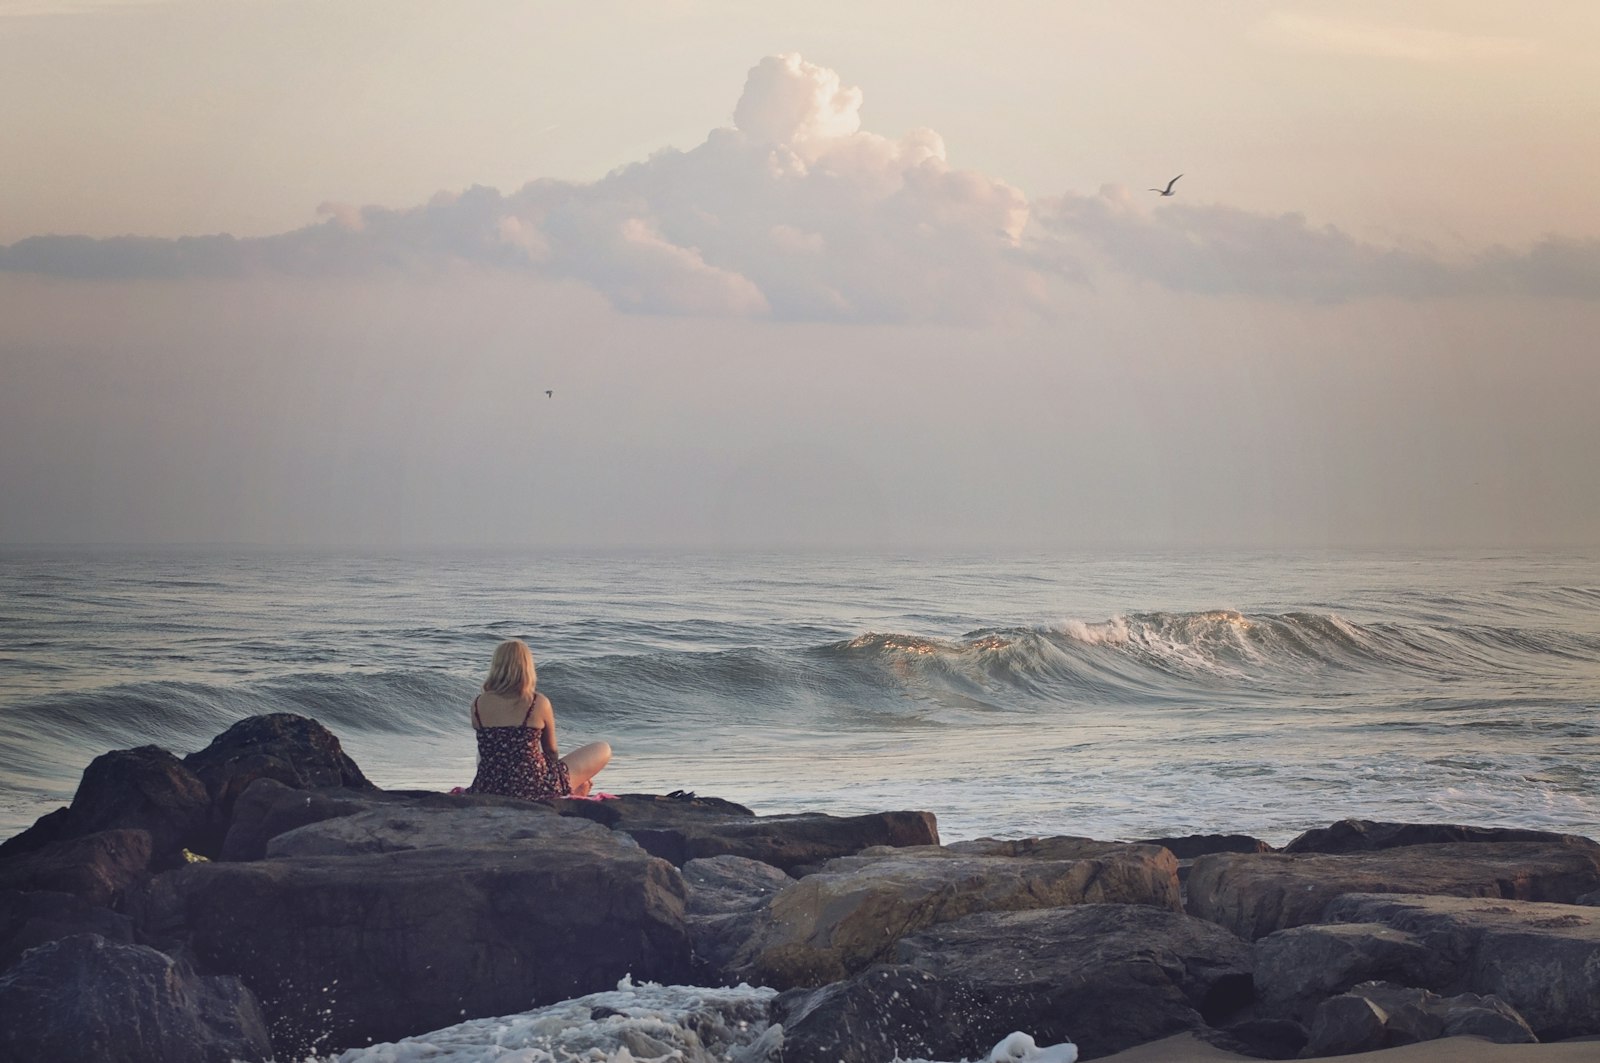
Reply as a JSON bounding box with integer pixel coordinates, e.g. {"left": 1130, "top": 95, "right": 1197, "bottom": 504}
{"left": 326, "top": 978, "right": 1076, "bottom": 1063}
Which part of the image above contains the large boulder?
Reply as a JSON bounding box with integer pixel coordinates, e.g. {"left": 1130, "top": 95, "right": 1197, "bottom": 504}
{"left": 732, "top": 842, "right": 1180, "bottom": 988}
{"left": 1302, "top": 981, "right": 1535, "bottom": 1057}
{"left": 128, "top": 808, "right": 693, "bottom": 1057}
{"left": 775, "top": 904, "right": 1252, "bottom": 1063}
{"left": 182, "top": 713, "right": 374, "bottom": 854}
{"left": 1324, "top": 892, "right": 1600, "bottom": 1041}
{"left": 680, "top": 855, "right": 795, "bottom": 979}
{"left": 66, "top": 746, "right": 211, "bottom": 863}
{"left": 560, "top": 795, "right": 938, "bottom": 874}
{"left": 0, "top": 829, "right": 153, "bottom": 908}
{"left": 0, "top": 933, "right": 272, "bottom": 1063}
{"left": 264, "top": 802, "right": 609, "bottom": 857}
{"left": 0, "top": 889, "right": 135, "bottom": 972}
{"left": 1186, "top": 841, "right": 1600, "bottom": 940}
{"left": 1253, "top": 921, "right": 1450, "bottom": 1017}
{"left": 1284, "top": 819, "right": 1598, "bottom": 855}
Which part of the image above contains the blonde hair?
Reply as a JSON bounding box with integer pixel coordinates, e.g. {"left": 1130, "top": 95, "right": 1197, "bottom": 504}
{"left": 482, "top": 639, "right": 536, "bottom": 702}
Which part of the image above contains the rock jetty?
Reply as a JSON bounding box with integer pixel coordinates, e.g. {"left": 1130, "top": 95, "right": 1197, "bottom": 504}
{"left": 2, "top": 712, "right": 1599, "bottom": 1062}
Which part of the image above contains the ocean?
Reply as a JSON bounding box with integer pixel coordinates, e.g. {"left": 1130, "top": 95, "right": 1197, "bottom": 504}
{"left": 3, "top": 546, "right": 1598, "bottom": 1059}
{"left": 3, "top": 546, "right": 1597, "bottom": 847}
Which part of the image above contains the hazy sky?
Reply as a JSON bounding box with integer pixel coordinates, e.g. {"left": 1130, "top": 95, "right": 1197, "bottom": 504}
{"left": 2, "top": 1, "right": 1597, "bottom": 549}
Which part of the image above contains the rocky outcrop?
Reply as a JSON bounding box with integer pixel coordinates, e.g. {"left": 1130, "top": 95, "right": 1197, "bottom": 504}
{"left": 1133, "top": 834, "right": 1275, "bottom": 859}
{"left": 1302, "top": 981, "right": 1535, "bottom": 1057}
{"left": 128, "top": 807, "right": 693, "bottom": 1057}
{"left": 1253, "top": 920, "right": 1450, "bottom": 1016}
{"left": 262, "top": 801, "right": 601, "bottom": 857}
{"left": 1186, "top": 841, "right": 1600, "bottom": 940}
{"left": 181, "top": 713, "right": 374, "bottom": 854}
{"left": 0, "top": 889, "right": 135, "bottom": 971}
{"left": 1284, "top": 818, "right": 1599, "bottom": 855}
{"left": 559, "top": 795, "right": 938, "bottom": 874}
{"left": 775, "top": 903, "right": 1252, "bottom": 1063}
{"left": 0, "top": 828, "right": 153, "bottom": 907}
{"left": 682, "top": 854, "right": 796, "bottom": 979}
{"left": 732, "top": 842, "right": 1180, "bottom": 988}
{"left": 1323, "top": 892, "right": 1600, "bottom": 1041}
{"left": 0, "top": 933, "right": 272, "bottom": 1063}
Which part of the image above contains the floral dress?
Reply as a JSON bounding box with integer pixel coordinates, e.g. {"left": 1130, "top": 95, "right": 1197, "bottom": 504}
{"left": 465, "top": 696, "right": 571, "bottom": 799}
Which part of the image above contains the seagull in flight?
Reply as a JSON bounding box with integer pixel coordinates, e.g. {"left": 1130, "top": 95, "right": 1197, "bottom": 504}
{"left": 1149, "top": 174, "right": 1182, "bottom": 197}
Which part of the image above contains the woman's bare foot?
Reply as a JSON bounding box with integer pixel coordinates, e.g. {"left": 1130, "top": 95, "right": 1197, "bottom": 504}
{"left": 571, "top": 779, "right": 593, "bottom": 797}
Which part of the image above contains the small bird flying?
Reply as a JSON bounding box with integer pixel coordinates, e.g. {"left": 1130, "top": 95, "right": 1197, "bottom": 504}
{"left": 1149, "top": 174, "right": 1182, "bottom": 196}
{"left": 545, "top": 390, "right": 553, "bottom": 398}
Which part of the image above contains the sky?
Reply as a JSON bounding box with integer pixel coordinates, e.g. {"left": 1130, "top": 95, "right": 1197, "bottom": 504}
{"left": 1, "top": 0, "right": 1597, "bottom": 549}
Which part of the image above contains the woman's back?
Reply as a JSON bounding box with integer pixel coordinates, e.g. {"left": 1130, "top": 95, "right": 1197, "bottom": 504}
{"left": 466, "top": 692, "right": 571, "bottom": 799}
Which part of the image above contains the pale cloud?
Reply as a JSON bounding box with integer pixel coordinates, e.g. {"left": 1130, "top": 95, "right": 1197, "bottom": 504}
{"left": 2, "top": 53, "right": 1597, "bottom": 317}
{"left": 1259, "top": 13, "right": 1538, "bottom": 64}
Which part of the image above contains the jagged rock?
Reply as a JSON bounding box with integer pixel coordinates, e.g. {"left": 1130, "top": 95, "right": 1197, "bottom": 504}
{"left": 1186, "top": 841, "right": 1600, "bottom": 940}
{"left": 775, "top": 904, "right": 1252, "bottom": 1063}
{"left": 0, "top": 829, "right": 153, "bottom": 907}
{"left": 0, "top": 889, "right": 135, "bottom": 972}
{"left": 1134, "top": 834, "right": 1276, "bottom": 859}
{"left": 1253, "top": 921, "right": 1450, "bottom": 1015}
{"left": 732, "top": 843, "right": 1181, "bottom": 988}
{"left": 1324, "top": 893, "right": 1600, "bottom": 1041}
{"left": 559, "top": 795, "right": 936, "bottom": 874}
{"left": 182, "top": 713, "right": 374, "bottom": 854}
{"left": 0, "top": 933, "right": 271, "bottom": 1063}
{"left": 0, "top": 747, "right": 209, "bottom": 868}
{"left": 1303, "top": 981, "right": 1535, "bottom": 1056}
{"left": 1208, "top": 1016, "right": 1307, "bottom": 1060}
{"left": 128, "top": 811, "right": 693, "bottom": 1057}
{"left": 681, "top": 855, "right": 795, "bottom": 980}
{"left": 1283, "top": 819, "right": 1598, "bottom": 855}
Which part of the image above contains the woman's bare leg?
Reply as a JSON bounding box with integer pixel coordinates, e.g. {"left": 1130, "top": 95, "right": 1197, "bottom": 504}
{"left": 562, "top": 740, "right": 612, "bottom": 795}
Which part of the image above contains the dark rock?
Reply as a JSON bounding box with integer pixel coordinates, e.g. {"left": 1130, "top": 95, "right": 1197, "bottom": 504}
{"left": 1303, "top": 992, "right": 1390, "bottom": 1056}
{"left": 681, "top": 854, "right": 794, "bottom": 918}
{"left": 1323, "top": 892, "right": 1600, "bottom": 1041}
{"left": 731, "top": 843, "right": 1180, "bottom": 988}
{"left": 1134, "top": 834, "right": 1276, "bottom": 859}
{"left": 1254, "top": 921, "right": 1450, "bottom": 1016}
{"left": 944, "top": 835, "right": 1102, "bottom": 857}
{"left": 1283, "top": 819, "right": 1598, "bottom": 855}
{"left": 1186, "top": 841, "right": 1600, "bottom": 940}
{"left": 0, "top": 889, "right": 135, "bottom": 972}
{"left": 0, "top": 806, "right": 72, "bottom": 860}
{"left": 182, "top": 713, "right": 374, "bottom": 855}
{"left": 0, "top": 829, "right": 153, "bottom": 908}
{"left": 1303, "top": 982, "right": 1536, "bottom": 1057}
{"left": 0, "top": 933, "right": 271, "bottom": 1063}
{"left": 264, "top": 802, "right": 615, "bottom": 857}
{"left": 558, "top": 796, "right": 936, "bottom": 874}
{"left": 66, "top": 746, "right": 211, "bottom": 864}
{"left": 1208, "top": 1016, "right": 1307, "bottom": 1060}
{"left": 777, "top": 904, "right": 1253, "bottom": 1063}
{"left": 128, "top": 811, "right": 692, "bottom": 1057}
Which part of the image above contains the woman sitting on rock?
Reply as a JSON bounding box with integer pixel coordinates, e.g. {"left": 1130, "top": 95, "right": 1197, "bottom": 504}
{"left": 466, "top": 639, "right": 611, "bottom": 799}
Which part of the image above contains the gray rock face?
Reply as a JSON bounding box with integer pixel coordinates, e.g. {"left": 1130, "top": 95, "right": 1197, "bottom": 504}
{"left": 0, "top": 889, "right": 135, "bottom": 972}
{"left": 182, "top": 713, "right": 374, "bottom": 853}
{"left": 1284, "top": 819, "right": 1599, "bottom": 855}
{"left": 264, "top": 802, "right": 609, "bottom": 857}
{"left": 1253, "top": 921, "right": 1450, "bottom": 1015}
{"left": 681, "top": 855, "right": 795, "bottom": 979}
{"left": 732, "top": 842, "right": 1181, "bottom": 988}
{"left": 1324, "top": 893, "right": 1600, "bottom": 1041}
{"left": 1303, "top": 981, "right": 1535, "bottom": 1057}
{"left": 776, "top": 904, "right": 1253, "bottom": 1063}
{"left": 129, "top": 814, "right": 693, "bottom": 1058}
{"left": 1186, "top": 841, "right": 1600, "bottom": 940}
{"left": 0, "top": 933, "right": 272, "bottom": 1063}
{"left": 0, "top": 829, "right": 153, "bottom": 907}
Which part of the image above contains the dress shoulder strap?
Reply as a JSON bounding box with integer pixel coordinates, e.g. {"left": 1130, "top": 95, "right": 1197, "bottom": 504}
{"left": 520, "top": 697, "right": 536, "bottom": 728}
{"left": 472, "top": 695, "right": 481, "bottom": 728}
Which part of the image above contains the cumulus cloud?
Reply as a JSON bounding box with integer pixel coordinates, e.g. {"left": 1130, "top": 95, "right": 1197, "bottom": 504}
{"left": 2, "top": 53, "right": 1597, "bottom": 316}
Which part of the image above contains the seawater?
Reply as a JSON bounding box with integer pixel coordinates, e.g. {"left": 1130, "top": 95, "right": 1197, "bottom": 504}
{"left": 3, "top": 547, "right": 1599, "bottom": 1060}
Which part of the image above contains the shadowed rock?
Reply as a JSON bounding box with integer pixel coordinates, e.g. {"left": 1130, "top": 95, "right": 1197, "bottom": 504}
{"left": 1186, "top": 841, "right": 1600, "bottom": 940}
{"left": 128, "top": 811, "right": 692, "bottom": 1057}
{"left": 1283, "top": 819, "right": 1600, "bottom": 855}
{"left": 681, "top": 855, "right": 795, "bottom": 979}
{"left": 182, "top": 713, "right": 374, "bottom": 855}
{"left": 0, "top": 889, "right": 135, "bottom": 972}
{"left": 1324, "top": 893, "right": 1600, "bottom": 1041}
{"left": 1254, "top": 921, "right": 1449, "bottom": 1018}
{"left": 0, "top": 829, "right": 153, "bottom": 908}
{"left": 1303, "top": 981, "right": 1535, "bottom": 1057}
{"left": 732, "top": 842, "right": 1180, "bottom": 988}
{"left": 0, "top": 933, "right": 272, "bottom": 1063}
{"left": 776, "top": 904, "right": 1253, "bottom": 1062}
